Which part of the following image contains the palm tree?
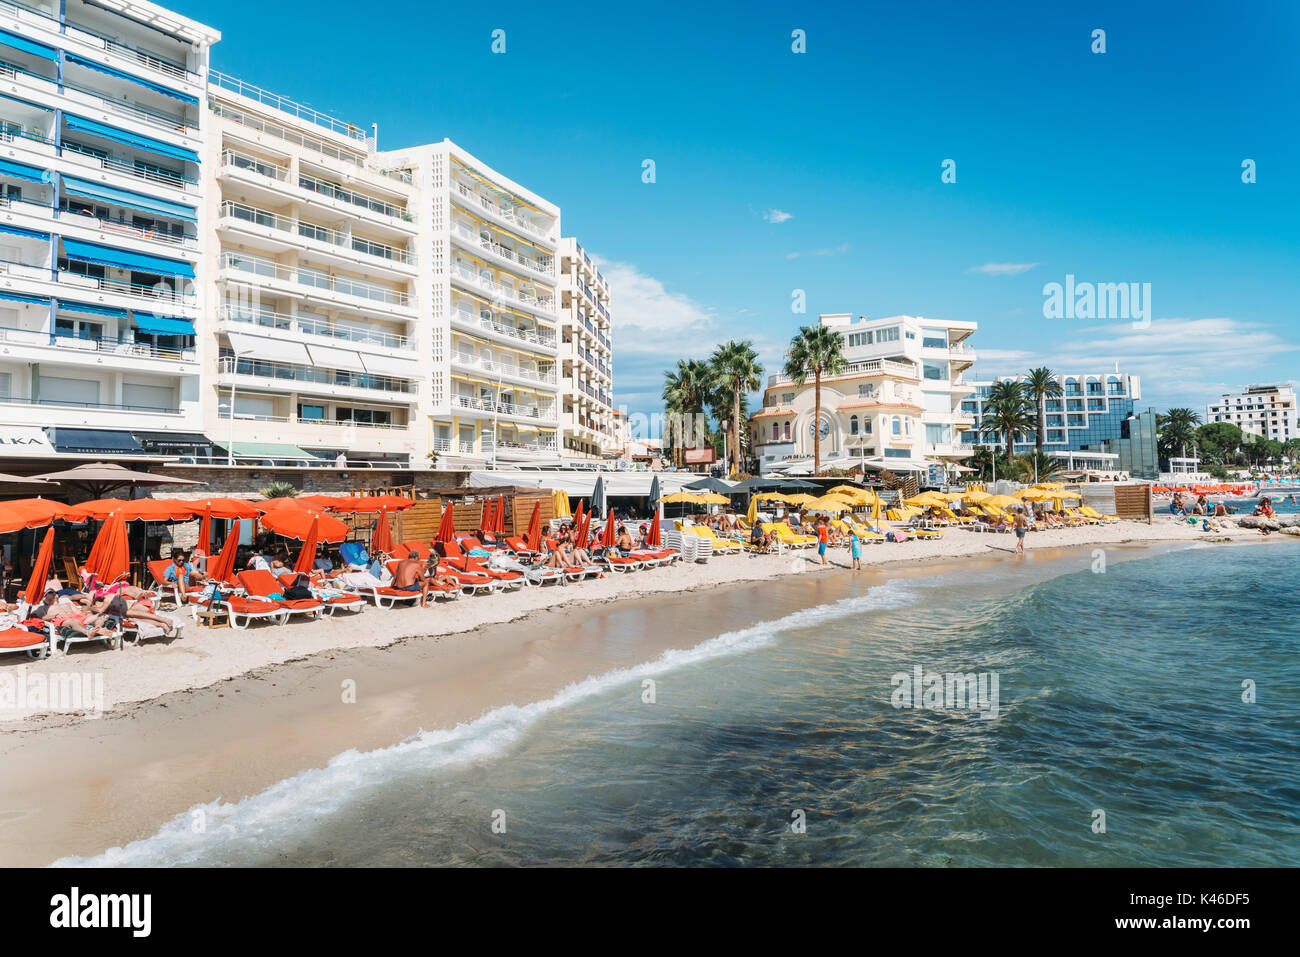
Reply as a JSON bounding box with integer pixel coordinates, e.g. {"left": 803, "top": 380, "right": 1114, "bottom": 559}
{"left": 984, "top": 380, "right": 1035, "bottom": 459}
{"left": 1019, "top": 450, "right": 1064, "bottom": 482}
{"left": 1157, "top": 407, "right": 1202, "bottom": 465}
{"left": 259, "top": 480, "right": 298, "bottom": 500}
{"left": 661, "top": 358, "right": 710, "bottom": 467}
{"left": 783, "top": 325, "right": 847, "bottom": 475}
{"left": 709, "top": 340, "right": 764, "bottom": 476}
{"left": 1024, "top": 367, "right": 1063, "bottom": 456}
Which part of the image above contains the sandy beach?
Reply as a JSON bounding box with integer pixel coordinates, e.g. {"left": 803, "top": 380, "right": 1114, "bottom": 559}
{"left": 0, "top": 518, "right": 1279, "bottom": 866}
{"left": 0, "top": 516, "right": 1266, "bottom": 726}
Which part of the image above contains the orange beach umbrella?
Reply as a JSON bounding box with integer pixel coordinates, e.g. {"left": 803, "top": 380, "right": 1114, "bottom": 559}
{"left": 260, "top": 506, "right": 348, "bottom": 543}
{"left": 0, "top": 498, "right": 84, "bottom": 534}
{"left": 85, "top": 510, "right": 129, "bottom": 585}
{"left": 524, "top": 501, "right": 541, "bottom": 549}
{"left": 647, "top": 512, "right": 661, "bottom": 547}
{"left": 600, "top": 511, "right": 617, "bottom": 549}
{"left": 70, "top": 498, "right": 199, "bottom": 522}
{"left": 371, "top": 511, "right": 394, "bottom": 555}
{"left": 293, "top": 515, "right": 319, "bottom": 575}
{"left": 197, "top": 505, "right": 211, "bottom": 558}
{"left": 480, "top": 499, "right": 493, "bottom": 533}
{"left": 208, "top": 519, "right": 241, "bottom": 585}
{"left": 435, "top": 502, "right": 455, "bottom": 544}
{"left": 495, "top": 495, "right": 506, "bottom": 534}
{"left": 24, "top": 526, "right": 55, "bottom": 603}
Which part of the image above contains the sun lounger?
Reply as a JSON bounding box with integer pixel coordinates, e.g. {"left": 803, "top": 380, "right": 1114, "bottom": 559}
{"left": 0, "top": 625, "right": 49, "bottom": 660}
{"left": 763, "top": 523, "right": 814, "bottom": 548}
{"left": 274, "top": 573, "right": 365, "bottom": 615}
{"left": 438, "top": 541, "right": 525, "bottom": 589}
{"left": 689, "top": 526, "right": 741, "bottom": 555}
{"left": 237, "top": 570, "right": 324, "bottom": 621}
{"left": 47, "top": 616, "right": 124, "bottom": 654}
{"left": 595, "top": 549, "right": 645, "bottom": 572}
{"left": 146, "top": 559, "right": 207, "bottom": 608}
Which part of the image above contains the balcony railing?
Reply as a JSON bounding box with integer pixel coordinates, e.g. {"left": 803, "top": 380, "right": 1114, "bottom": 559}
{"left": 0, "top": 325, "right": 194, "bottom": 360}
{"left": 218, "top": 355, "right": 415, "bottom": 393}
{"left": 210, "top": 101, "right": 365, "bottom": 168}
{"left": 217, "top": 409, "right": 404, "bottom": 430}
{"left": 0, "top": 393, "right": 179, "bottom": 414}
{"left": 219, "top": 305, "right": 413, "bottom": 351}
{"left": 220, "top": 252, "right": 412, "bottom": 308}
{"left": 495, "top": 437, "right": 557, "bottom": 453}
{"left": 59, "top": 206, "right": 195, "bottom": 246}
{"left": 452, "top": 181, "right": 550, "bottom": 242}
{"left": 449, "top": 262, "right": 554, "bottom": 313}
{"left": 452, "top": 394, "right": 557, "bottom": 420}
{"left": 220, "top": 148, "right": 289, "bottom": 181}
{"left": 298, "top": 171, "right": 411, "bottom": 222}
{"left": 209, "top": 70, "right": 367, "bottom": 141}
{"left": 61, "top": 76, "right": 196, "bottom": 134}
{"left": 451, "top": 351, "right": 557, "bottom": 385}
{"left": 450, "top": 308, "right": 556, "bottom": 348}
{"left": 451, "top": 221, "right": 552, "bottom": 277}
{"left": 57, "top": 270, "right": 192, "bottom": 303}
{"left": 62, "top": 140, "right": 195, "bottom": 188}
{"left": 220, "top": 201, "right": 415, "bottom": 266}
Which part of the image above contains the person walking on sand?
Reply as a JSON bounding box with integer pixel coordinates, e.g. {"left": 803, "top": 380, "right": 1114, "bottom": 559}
{"left": 816, "top": 516, "right": 829, "bottom": 566}
{"left": 850, "top": 529, "right": 862, "bottom": 571}
{"left": 1014, "top": 511, "right": 1028, "bottom": 555}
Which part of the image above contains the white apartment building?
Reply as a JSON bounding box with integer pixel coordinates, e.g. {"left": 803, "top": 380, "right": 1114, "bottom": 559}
{"left": 750, "top": 313, "right": 977, "bottom": 476}
{"left": 1207, "top": 384, "right": 1298, "bottom": 442}
{"left": 204, "top": 74, "right": 421, "bottom": 467}
{"left": 0, "top": 0, "right": 216, "bottom": 462}
{"left": 376, "top": 139, "right": 562, "bottom": 467}
{"left": 557, "top": 236, "right": 613, "bottom": 459}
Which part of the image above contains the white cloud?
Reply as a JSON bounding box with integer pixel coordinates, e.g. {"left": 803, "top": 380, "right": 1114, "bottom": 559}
{"left": 786, "top": 243, "right": 849, "bottom": 260}
{"left": 969, "top": 262, "right": 1040, "bottom": 276}
{"left": 763, "top": 208, "right": 794, "bottom": 223}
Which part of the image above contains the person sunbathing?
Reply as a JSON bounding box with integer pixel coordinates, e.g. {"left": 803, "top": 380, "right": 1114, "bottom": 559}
{"left": 98, "top": 594, "right": 180, "bottom": 637}
{"left": 421, "top": 557, "right": 459, "bottom": 591}
{"left": 393, "top": 551, "right": 430, "bottom": 602}
{"left": 33, "top": 590, "right": 114, "bottom": 640}
{"left": 615, "top": 526, "right": 634, "bottom": 556}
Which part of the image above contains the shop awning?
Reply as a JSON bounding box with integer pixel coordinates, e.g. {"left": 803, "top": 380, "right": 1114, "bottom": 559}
{"left": 56, "top": 300, "right": 129, "bottom": 319}
{"left": 47, "top": 428, "right": 145, "bottom": 455}
{"left": 360, "top": 352, "right": 419, "bottom": 379}
{"left": 65, "top": 54, "right": 198, "bottom": 105}
{"left": 134, "top": 313, "right": 196, "bottom": 336}
{"left": 61, "top": 237, "right": 195, "bottom": 278}
{"left": 0, "top": 157, "right": 51, "bottom": 184}
{"left": 131, "top": 431, "right": 211, "bottom": 450}
{"left": 0, "top": 425, "right": 57, "bottom": 456}
{"left": 227, "top": 331, "right": 310, "bottom": 365}
{"left": 62, "top": 176, "right": 196, "bottom": 223}
{"left": 64, "top": 114, "right": 200, "bottom": 164}
{"left": 307, "top": 343, "right": 365, "bottom": 372}
{"left": 0, "top": 222, "right": 49, "bottom": 240}
{"left": 220, "top": 442, "right": 315, "bottom": 460}
{"left": 0, "top": 27, "right": 57, "bottom": 61}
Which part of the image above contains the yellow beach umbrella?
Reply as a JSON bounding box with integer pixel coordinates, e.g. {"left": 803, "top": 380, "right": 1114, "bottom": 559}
{"left": 696, "top": 492, "right": 730, "bottom": 504}
{"left": 905, "top": 492, "right": 948, "bottom": 508}
{"left": 659, "top": 491, "right": 701, "bottom": 504}
{"left": 807, "top": 494, "right": 851, "bottom": 513}
{"left": 553, "top": 489, "right": 572, "bottom": 518}
{"left": 785, "top": 493, "right": 819, "bottom": 506}
{"left": 746, "top": 495, "right": 758, "bottom": 524}
{"left": 1016, "top": 489, "right": 1052, "bottom": 502}
{"left": 984, "top": 494, "right": 1020, "bottom": 508}
{"left": 962, "top": 489, "right": 991, "bottom": 503}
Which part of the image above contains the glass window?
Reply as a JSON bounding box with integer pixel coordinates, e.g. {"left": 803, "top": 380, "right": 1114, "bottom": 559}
{"left": 298, "top": 404, "right": 325, "bottom": 421}
{"left": 850, "top": 415, "right": 859, "bottom": 435}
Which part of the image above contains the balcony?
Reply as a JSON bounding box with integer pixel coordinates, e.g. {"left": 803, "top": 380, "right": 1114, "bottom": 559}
{"left": 451, "top": 180, "right": 552, "bottom": 244}
{"left": 450, "top": 350, "right": 557, "bottom": 386}
{"left": 219, "top": 201, "right": 416, "bottom": 268}
{"left": 57, "top": 270, "right": 192, "bottom": 306}
{"left": 449, "top": 307, "right": 556, "bottom": 350}
{"left": 217, "top": 355, "right": 416, "bottom": 399}
{"left": 451, "top": 394, "right": 557, "bottom": 422}
{"left": 217, "top": 410, "right": 406, "bottom": 431}
{"left": 449, "top": 262, "right": 554, "bottom": 317}
{"left": 766, "top": 357, "right": 917, "bottom": 388}
{"left": 450, "top": 221, "right": 552, "bottom": 279}
{"left": 0, "top": 392, "right": 180, "bottom": 416}
{"left": 62, "top": 140, "right": 196, "bottom": 192}
{"left": 0, "top": 325, "right": 195, "bottom": 366}
{"left": 218, "top": 305, "right": 413, "bottom": 351}
{"left": 58, "top": 205, "right": 196, "bottom": 249}
{"left": 209, "top": 71, "right": 367, "bottom": 142}
{"left": 220, "top": 252, "right": 413, "bottom": 311}
{"left": 495, "top": 436, "right": 558, "bottom": 455}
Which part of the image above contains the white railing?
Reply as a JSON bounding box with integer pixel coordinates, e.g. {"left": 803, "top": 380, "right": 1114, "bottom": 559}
{"left": 449, "top": 262, "right": 554, "bottom": 314}
{"left": 452, "top": 394, "right": 557, "bottom": 420}
{"left": 220, "top": 148, "right": 289, "bottom": 182}
{"left": 219, "top": 305, "right": 414, "bottom": 351}
{"left": 60, "top": 207, "right": 195, "bottom": 247}
{"left": 58, "top": 271, "right": 191, "bottom": 303}
{"left": 219, "top": 252, "right": 412, "bottom": 308}
{"left": 298, "top": 171, "right": 411, "bottom": 222}
{"left": 452, "top": 181, "right": 550, "bottom": 242}
{"left": 216, "top": 409, "right": 403, "bottom": 430}
{"left": 451, "top": 351, "right": 557, "bottom": 385}
{"left": 221, "top": 201, "right": 415, "bottom": 266}
{"left": 450, "top": 308, "right": 556, "bottom": 348}
{"left": 63, "top": 141, "right": 194, "bottom": 189}
{"left": 209, "top": 101, "right": 364, "bottom": 168}
{"left": 209, "top": 70, "right": 367, "bottom": 141}
{"left": 61, "top": 78, "right": 195, "bottom": 134}
{"left": 217, "top": 355, "right": 416, "bottom": 393}
{"left": 0, "top": 325, "right": 194, "bottom": 360}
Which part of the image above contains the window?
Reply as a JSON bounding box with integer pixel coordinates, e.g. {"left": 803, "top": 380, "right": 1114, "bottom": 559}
{"left": 847, "top": 331, "right": 872, "bottom": 348}
{"left": 782, "top": 392, "right": 794, "bottom": 403}
{"left": 922, "top": 361, "right": 947, "bottom": 381}
{"left": 850, "top": 415, "right": 859, "bottom": 435}
{"left": 337, "top": 408, "right": 393, "bottom": 426}
{"left": 892, "top": 417, "right": 901, "bottom": 436}
{"left": 926, "top": 424, "right": 949, "bottom": 444}
{"left": 38, "top": 376, "right": 99, "bottom": 407}
{"left": 864, "top": 417, "right": 873, "bottom": 434}
{"left": 783, "top": 421, "right": 791, "bottom": 440}
{"left": 298, "top": 404, "right": 325, "bottom": 421}
{"left": 884, "top": 447, "right": 909, "bottom": 458}
{"left": 876, "top": 326, "right": 900, "bottom": 343}
{"left": 922, "top": 335, "right": 947, "bottom": 348}
{"left": 0, "top": 371, "right": 10, "bottom": 398}
{"left": 859, "top": 383, "right": 874, "bottom": 397}
{"left": 771, "top": 422, "right": 779, "bottom": 441}
{"left": 122, "top": 383, "right": 173, "bottom": 411}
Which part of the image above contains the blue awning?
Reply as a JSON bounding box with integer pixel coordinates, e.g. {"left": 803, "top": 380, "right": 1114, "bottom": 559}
{"left": 0, "top": 291, "right": 48, "bottom": 305}
{"left": 0, "top": 222, "right": 49, "bottom": 240}
{"left": 133, "top": 313, "right": 195, "bottom": 336}
{"left": 56, "top": 300, "right": 129, "bottom": 319}
{"left": 60, "top": 238, "right": 195, "bottom": 279}
{"left": 63, "top": 114, "right": 199, "bottom": 164}
{"left": 0, "top": 157, "right": 51, "bottom": 184}
{"left": 0, "top": 27, "right": 57, "bottom": 61}
{"left": 65, "top": 54, "right": 198, "bottom": 106}
{"left": 62, "top": 176, "right": 196, "bottom": 223}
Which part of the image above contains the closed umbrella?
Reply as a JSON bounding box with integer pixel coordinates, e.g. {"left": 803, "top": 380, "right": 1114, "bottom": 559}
{"left": 571, "top": 500, "right": 585, "bottom": 536}
{"left": 85, "top": 510, "right": 129, "bottom": 584}
{"left": 293, "top": 515, "right": 319, "bottom": 575}
{"left": 208, "top": 520, "right": 241, "bottom": 585}
{"left": 746, "top": 495, "right": 758, "bottom": 524}
{"left": 683, "top": 476, "right": 733, "bottom": 494}
{"left": 576, "top": 510, "right": 591, "bottom": 549}
{"left": 524, "top": 501, "right": 541, "bottom": 549}
{"left": 197, "top": 506, "right": 212, "bottom": 559}
{"left": 590, "top": 475, "right": 606, "bottom": 518}
{"left": 495, "top": 495, "right": 506, "bottom": 535}
{"left": 648, "top": 475, "right": 662, "bottom": 510}
{"left": 435, "top": 502, "right": 455, "bottom": 544}
{"left": 24, "top": 526, "right": 55, "bottom": 604}
{"left": 372, "top": 511, "right": 394, "bottom": 555}
{"left": 647, "top": 512, "right": 662, "bottom": 547}
{"left": 601, "top": 511, "right": 617, "bottom": 548}
{"left": 480, "top": 499, "right": 493, "bottom": 533}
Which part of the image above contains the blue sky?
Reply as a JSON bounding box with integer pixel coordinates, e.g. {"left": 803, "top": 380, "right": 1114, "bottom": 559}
{"left": 178, "top": 0, "right": 1300, "bottom": 418}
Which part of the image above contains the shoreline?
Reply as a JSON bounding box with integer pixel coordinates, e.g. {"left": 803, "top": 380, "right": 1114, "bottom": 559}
{"left": 0, "top": 518, "right": 1276, "bottom": 730}
{"left": 0, "top": 534, "right": 1216, "bottom": 867}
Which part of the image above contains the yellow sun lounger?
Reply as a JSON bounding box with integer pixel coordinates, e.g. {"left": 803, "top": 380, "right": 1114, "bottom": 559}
{"left": 689, "top": 525, "right": 742, "bottom": 554}
{"left": 764, "top": 523, "right": 816, "bottom": 547}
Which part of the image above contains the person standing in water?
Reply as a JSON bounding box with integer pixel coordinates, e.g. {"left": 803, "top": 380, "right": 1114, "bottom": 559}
{"left": 816, "top": 517, "right": 829, "bottom": 566}
{"left": 1014, "top": 511, "right": 1028, "bottom": 555}
{"left": 849, "top": 529, "right": 862, "bottom": 571}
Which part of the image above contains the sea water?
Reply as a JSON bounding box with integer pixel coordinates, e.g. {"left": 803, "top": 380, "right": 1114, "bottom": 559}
{"left": 59, "top": 542, "right": 1300, "bottom": 867}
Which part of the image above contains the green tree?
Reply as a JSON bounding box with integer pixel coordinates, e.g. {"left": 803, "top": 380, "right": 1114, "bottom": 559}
{"left": 984, "top": 380, "right": 1035, "bottom": 459}
{"left": 259, "top": 480, "right": 298, "bottom": 500}
{"left": 709, "top": 340, "right": 764, "bottom": 476}
{"left": 661, "top": 358, "right": 710, "bottom": 468}
{"left": 1195, "top": 421, "right": 1245, "bottom": 466}
{"left": 1024, "top": 367, "right": 1063, "bottom": 456}
{"left": 783, "top": 324, "right": 847, "bottom": 475}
